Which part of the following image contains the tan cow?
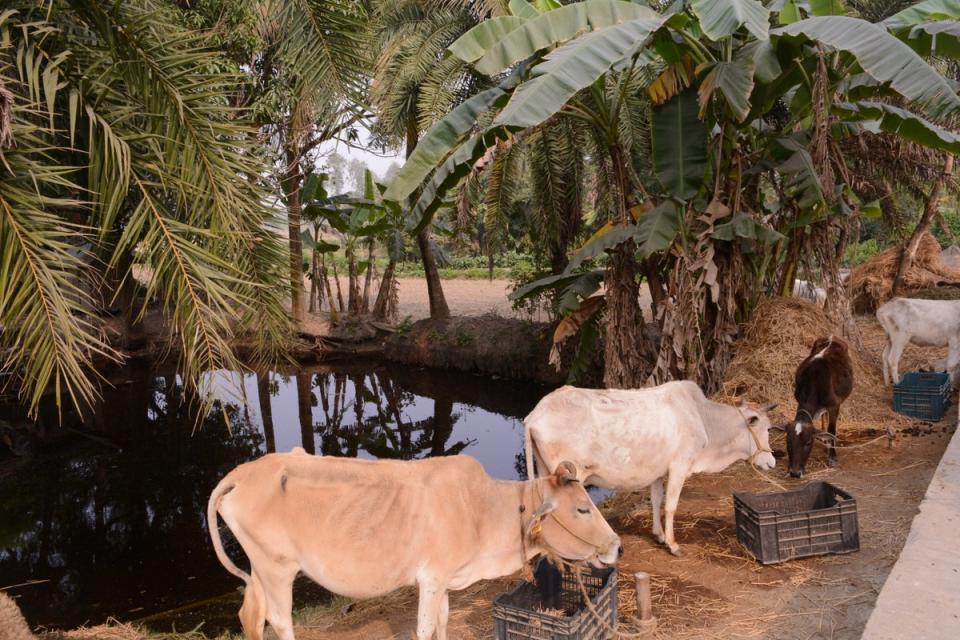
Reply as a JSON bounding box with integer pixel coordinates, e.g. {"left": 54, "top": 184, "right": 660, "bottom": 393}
{"left": 208, "top": 449, "right": 621, "bottom": 640}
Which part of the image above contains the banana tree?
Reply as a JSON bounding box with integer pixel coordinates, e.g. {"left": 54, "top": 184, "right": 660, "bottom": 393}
{"left": 387, "top": 0, "right": 960, "bottom": 391}
{"left": 303, "top": 170, "right": 399, "bottom": 318}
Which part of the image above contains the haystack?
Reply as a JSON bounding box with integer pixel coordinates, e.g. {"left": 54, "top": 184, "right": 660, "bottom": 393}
{"left": 848, "top": 233, "right": 960, "bottom": 312}
{"left": 718, "top": 298, "right": 930, "bottom": 435}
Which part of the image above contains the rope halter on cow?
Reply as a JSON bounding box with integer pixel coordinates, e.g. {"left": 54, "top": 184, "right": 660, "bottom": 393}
{"left": 517, "top": 476, "right": 613, "bottom": 580}
{"left": 736, "top": 405, "right": 772, "bottom": 466}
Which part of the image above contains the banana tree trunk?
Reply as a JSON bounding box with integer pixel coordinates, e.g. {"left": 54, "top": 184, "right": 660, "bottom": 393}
{"left": 373, "top": 258, "right": 397, "bottom": 321}
{"left": 321, "top": 256, "right": 337, "bottom": 321}
{"left": 362, "top": 239, "right": 375, "bottom": 314}
{"left": 347, "top": 245, "right": 361, "bottom": 315}
{"left": 603, "top": 144, "right": 648, "bottom": 389}
{"left": 331, "top": 259, "right": 345, "bottom": 313}
{"left": 308, "top": 228, "right": 320, "bottom": 314}
{"left": 604, "top": 240, "right": 648, "bottom": 389}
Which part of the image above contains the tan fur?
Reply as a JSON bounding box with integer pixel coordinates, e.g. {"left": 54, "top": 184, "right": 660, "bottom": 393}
{"left": 0, "top": 592, "right": 34, "bottom": 640}
{"left": 208, "top": 452, "right": 620, "bottom": 640}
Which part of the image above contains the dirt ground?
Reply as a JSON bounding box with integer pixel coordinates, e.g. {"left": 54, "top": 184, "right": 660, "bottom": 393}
{"left": 280, "top": 313, "right": 959, "bottom": 640}
{"left": 285, "top": 405, "right": 954, "bottom": 640}
{"left": 314, "top": 277, "right": 655, "bottom": 322}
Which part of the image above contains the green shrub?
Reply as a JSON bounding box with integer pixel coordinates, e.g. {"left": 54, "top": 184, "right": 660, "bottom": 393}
{"left": 844, "top": 239, "right": 881, "bottom": 266}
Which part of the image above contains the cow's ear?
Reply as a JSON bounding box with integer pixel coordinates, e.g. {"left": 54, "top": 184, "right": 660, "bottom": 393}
{"left": 763, "top": 403, "right": 778, "bottom": 413}
{"left": 554, "top": 461, "right": 579, "bottom": 485}
{"left": 769, "top": 423, "right": 786, "bottom": 433}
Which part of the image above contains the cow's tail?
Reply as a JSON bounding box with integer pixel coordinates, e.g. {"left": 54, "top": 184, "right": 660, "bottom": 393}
{"left": 207, "top": 476, "right": 250, "bottom": 584}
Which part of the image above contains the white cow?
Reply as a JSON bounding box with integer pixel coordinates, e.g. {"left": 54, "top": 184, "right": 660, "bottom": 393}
{"left": 524, "top": 382, "right": 777, "bottom": 556}
{"left": 877, "top": 297, "right": 960, "bottom": 385}
{"left": 208, "top": 450, "right": 620, "bottom": 640}
{"left": 793, "top": 279, "right": 827, "bottom": 307}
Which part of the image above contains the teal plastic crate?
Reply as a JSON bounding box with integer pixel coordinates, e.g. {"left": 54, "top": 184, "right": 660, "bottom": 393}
{"left": 893, "top": 371, "right": 951, "bottom": 421}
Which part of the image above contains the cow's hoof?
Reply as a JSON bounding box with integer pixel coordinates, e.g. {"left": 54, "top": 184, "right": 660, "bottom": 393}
{"left": 654, "top": 533, "right": 665, "bottom": 545}
{"left": 669, "top": 546, "right": 684, "bottom": 557}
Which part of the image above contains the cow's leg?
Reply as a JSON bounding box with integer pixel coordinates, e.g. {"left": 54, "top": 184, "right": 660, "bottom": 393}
{"left": 435, "top": 590, "right": 450, "bottom": 640}
{"left": 888, "top": 334, "right": 908, "bottom": 386}
{"left": 882, "top": 340, "right": 891, "bottom": 385}
{"left": 662, "top": 469, "right": 689, "bottom": 556}
{"left": 826, "top": 406, "right": 839, "bottom": 467}
{"left": 947, "top": 336, "right": 960, "bottom": 385}
{"left": 416, "top": 580, "right": 444, "bottom": 640}
{"left": 260, "top": 563, "right": 299, "bottom": 640}
{"left": 238, "top": 572, "right": 267, "bottom": 640}
{"left": 649, "top": 478, "right": 665, "bottom": 545}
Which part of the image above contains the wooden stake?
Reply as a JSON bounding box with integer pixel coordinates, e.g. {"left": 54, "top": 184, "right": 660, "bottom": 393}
{"left": 634, "top": 571, "right": 657, "bottom": 629}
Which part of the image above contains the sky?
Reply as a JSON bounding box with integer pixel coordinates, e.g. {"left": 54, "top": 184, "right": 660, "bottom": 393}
{"left": 318, "top": 125, "right": 403, "bottom": 180}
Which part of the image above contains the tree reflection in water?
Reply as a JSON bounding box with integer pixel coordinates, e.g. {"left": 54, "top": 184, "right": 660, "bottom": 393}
{"left": 0, "top": 362, "right": 542, "bottom": 632}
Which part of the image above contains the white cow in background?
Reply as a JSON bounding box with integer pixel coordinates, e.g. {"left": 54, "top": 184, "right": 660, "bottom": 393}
{"left": 524, "top": 382, "right": 778, "bottom": 556}
{"left": 877, "top": 297, "right": 960, "bottom": 385}
{"left": 793, "top": 279, "right": 827, "bottom": 307}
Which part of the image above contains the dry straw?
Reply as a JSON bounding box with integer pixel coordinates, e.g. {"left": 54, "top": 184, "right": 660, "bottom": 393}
{"left": 848, "top": 233, "right": 960, "bottom": 313}
{"left": 718, "top": 297, "right": 943, "bottom": 438}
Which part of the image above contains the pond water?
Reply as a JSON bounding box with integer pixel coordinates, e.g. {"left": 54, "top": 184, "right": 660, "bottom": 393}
{"left": 0, "top": 361, "right": 557, "bottom": 634}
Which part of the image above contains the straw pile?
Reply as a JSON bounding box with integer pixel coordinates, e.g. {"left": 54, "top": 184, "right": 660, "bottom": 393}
{"left": 848, "top": 233, "right": 960, "bottom": 312}
{"left": 718, "top": 297, "right": 932, "bottom": 435}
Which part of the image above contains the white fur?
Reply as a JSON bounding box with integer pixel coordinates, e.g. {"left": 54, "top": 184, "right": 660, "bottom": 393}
{"left": 793, "top": 280, "right": 827, "bottom": 308}
{"left": 795, "top": 422, "right": 803, "bottom": 435}
{"left": 524, "top": 382, "right": 776, "bottom": 555}
{"left": 877, "top": 298, "right": 960, "bottom": 385}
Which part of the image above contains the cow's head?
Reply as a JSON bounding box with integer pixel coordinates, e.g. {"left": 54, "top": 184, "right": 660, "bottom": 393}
{"left": 529, "top": 461, "right": 621, "bottom": 567}
{"left": 784, "top": 413, "right": 831, "bottom": 478}
{"left": 740, "top": 402, "right": 778, "bottom": 471}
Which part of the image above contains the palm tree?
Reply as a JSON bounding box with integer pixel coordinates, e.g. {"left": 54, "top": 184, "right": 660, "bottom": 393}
{"left": 369, "top": 0, "right": 491, "bottom": 319}
{"left": 241, "top": 0, "right": 371, "bottom": 324}
{"left": 1, "top": 0, "right": 292, "bottom": 413}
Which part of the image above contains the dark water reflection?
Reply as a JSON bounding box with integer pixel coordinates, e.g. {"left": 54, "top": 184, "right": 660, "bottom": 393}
{"left": 0, "top": 361, "right": 548, "bottom": 633}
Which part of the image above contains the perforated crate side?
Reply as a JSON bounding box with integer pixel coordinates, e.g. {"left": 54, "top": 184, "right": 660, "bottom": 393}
{"left": 493, "top": 561, "right": 617, "bottom": 640}
{"left": 734, "top": 482, "right": 860, "bottom": 564}
{"left": 893, "top": 371, "right": 951, "bottom": 421}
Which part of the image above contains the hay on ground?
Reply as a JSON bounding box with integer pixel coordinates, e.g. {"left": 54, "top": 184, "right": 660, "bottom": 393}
{"left": 718, "top": 297, "right": 938, "bottom": 436}
{"left": 848, "top": 233, "right": 960, "bottom": 313}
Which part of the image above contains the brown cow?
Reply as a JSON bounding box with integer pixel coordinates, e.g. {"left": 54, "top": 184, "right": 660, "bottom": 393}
{"left": 786, "top": 336, "right": 854, "bottom": 477}
{"left": 208, "top": 449, "right": 621, "bottom": 640}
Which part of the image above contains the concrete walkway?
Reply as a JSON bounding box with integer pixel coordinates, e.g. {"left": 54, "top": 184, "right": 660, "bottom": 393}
{"left": 861, "top": 416, "right": 960, "bottom": 639}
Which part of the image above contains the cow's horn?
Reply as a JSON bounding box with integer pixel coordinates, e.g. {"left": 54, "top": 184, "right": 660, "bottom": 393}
{"left": 763, "top": 403, "right": 779, "bottom": 413}
{"left": 555, "top": 460, "right": 579, "bottom": 484}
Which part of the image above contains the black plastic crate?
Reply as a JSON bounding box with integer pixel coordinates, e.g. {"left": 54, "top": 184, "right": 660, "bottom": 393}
{"left": 734, "top": 481, "right": 859, "bottom": 565}
{"left": 493, "top": 559, "right": 617, "bottom": 640}
{"left": 893, "top": 371, "right": 951, "bottom": 421}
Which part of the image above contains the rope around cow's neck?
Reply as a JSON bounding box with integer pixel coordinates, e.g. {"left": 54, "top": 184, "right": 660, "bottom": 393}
{"left": 551, "top": 556, "right": 653, "bottom": 639}
{"left": 735, "top": 406, "right": 788, "bottom": 491}
{"left": 519, "top": 478, "right": 614, "bottom": 581}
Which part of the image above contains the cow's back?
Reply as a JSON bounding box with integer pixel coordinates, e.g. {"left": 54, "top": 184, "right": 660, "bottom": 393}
{"left": 878, "top": 298, "right": 960, "bottom": 345}
{"left": 217, "top": 453, "right": 494, "bottom": 598}
{"left": 795, "top": 339, "right": 853, "bottom": 406}
{"left": 525, "top": 382, "right": 708, "bottom": 489}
